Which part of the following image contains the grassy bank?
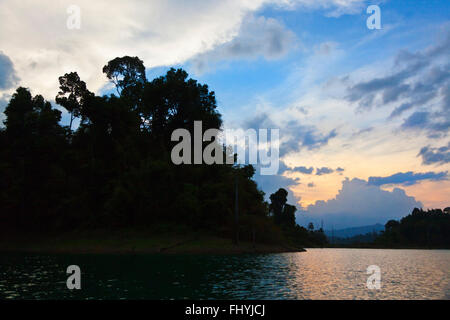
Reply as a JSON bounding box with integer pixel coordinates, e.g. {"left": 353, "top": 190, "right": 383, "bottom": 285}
{"left": 0, "top": 228, "right": 305, "bottom": 255}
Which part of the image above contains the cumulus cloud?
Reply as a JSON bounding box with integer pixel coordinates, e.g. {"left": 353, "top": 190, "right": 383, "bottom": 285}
{"left": 0, "top": 52, "right": 19, "bottom": 90}
{"left": 0, "top": 0, "right": 271, "bottom": 100}
{"left": 368, "top": 171, "right": 448, "bottom": 186}
{"left": 418, "top": 143, "right": 450, "bottom": 165}
{"left": 191, "top": 15, "right": 297, "bottom": 73}
{"left": 301, "top": 178, "right": 423, "bottom": 229}
{"left": 343, "top": 28, "right": 450, "bottom": 138}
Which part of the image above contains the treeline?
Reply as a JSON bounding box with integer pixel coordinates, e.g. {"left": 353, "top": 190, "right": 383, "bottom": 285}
{"left": 0, "top": 56, "right": 321, "bottom": 247}
{"left": 327, "top": 207, "right": 450, "bottom": 248}
{"left": 374, "top": 208, "right": 450, "bottom": 248}
{"left": 329, "top": 232, "right": 379, "bottom": 246}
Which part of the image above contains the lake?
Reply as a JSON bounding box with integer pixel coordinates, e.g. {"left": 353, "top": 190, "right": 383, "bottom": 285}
{"left": 0, "top": 249, "right": 449, "bottom": 299}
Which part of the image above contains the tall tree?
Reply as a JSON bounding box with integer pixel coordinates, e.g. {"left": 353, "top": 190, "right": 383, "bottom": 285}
{"left": 103, "top": 56, "right": 147, "bottom": 99}
{"left": 55, "top": 72, "right": 93, "bottom": 130}
{"left": 269, "top": 188, "right": 288, "bottom": 225}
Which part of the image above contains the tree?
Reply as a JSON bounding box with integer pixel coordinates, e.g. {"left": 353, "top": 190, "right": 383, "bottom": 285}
{"left": 308, "top": 222, "right": 314, "bottom": 232}
{"left": 55, "top": 72, "right": 93, "bottom": 130}
{"left": 141, "top": 68, "right": 221, "bottom": 137}
{"left": 0, "top": 57, "right": 289, "bottom": 248}
{"left": 375, "top": 207, "right": 450, "bottom": 248}
{"left": 3, "top": 87, "right": 34, "bottom": 132}
{"left": 1, "top": 88, "right": 66, "bottom": 231}
{"left": 283, "top": 204, "right": 296, "bottom": 227}
{"left": 385, "top": 219, "right": 399, "bottom": 231}
{"left": 269, "top": 188, "right": 297, "bottom": 227}
{"left": 103, "top": 56, "right": 147, "bottom": 98}
{"left": 269, "top": 188, "right": 288, "bottom": 225}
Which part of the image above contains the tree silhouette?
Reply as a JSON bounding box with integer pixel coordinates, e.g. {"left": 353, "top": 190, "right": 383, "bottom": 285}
{"left": 103, "top": 56, "right": 147, "bottom": 97}
{"left": 0, "top": 57, "right": 330, "bottom": 248}
{"left": 375, "top": 207, "right": 450, "bottom": 248}
{"left": 269, "top": 188, "right": 296, "bottom": 227}
{"left": 269, "top": 188, "right": 288, "bottom": 225}
{"left": 56, "top": 72, "right": 93, "bottom": 130}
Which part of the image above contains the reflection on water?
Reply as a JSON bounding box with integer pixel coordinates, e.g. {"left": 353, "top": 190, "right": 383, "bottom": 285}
{"left": 0, "top": 249, "right": 449, "bottom": 299}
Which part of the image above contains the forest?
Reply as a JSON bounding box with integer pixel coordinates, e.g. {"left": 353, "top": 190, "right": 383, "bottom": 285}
{"left": 0, "top": 56, "right": 326, "bottom": 248}
{"left": 374, "top": 208, "right": 450, "bottom": 248}
{"left": 327, "top": 208, "right": 450, "bottom": 248}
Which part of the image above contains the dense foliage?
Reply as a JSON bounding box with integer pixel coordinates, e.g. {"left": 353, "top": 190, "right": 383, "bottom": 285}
{"left": 374, "top": 207, "right": 450, "bottom": 248}
{"left": 0, "top": 56, "right": 324, "bottom": 247}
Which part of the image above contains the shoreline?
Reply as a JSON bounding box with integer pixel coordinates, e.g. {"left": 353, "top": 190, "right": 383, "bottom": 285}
{"left": 0, "top": 233, "right": 306, "bottom": 255}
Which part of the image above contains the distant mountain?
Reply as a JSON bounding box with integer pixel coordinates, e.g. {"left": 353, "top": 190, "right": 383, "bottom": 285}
{"left": 324, "top": 224, "right": 385, "bottom": 238}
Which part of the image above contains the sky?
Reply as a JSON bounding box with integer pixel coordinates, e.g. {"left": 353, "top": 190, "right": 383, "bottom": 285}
{"left": 0, "top": 0, "right": 449, "bottom": 229}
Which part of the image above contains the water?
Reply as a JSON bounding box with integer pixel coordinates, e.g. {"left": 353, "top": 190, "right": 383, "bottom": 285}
{"left": 0, "top": 249, "right": 449, "bottom": 300}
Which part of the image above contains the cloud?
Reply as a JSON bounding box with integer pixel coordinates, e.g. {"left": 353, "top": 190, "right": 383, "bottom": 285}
{"left": 191, "top": 15, "right": 297, "bottom": 73}
{"left": 243, "top": 112, "right": 276, "bottom": 130}
{"left": 0, "top": 94, "right": 9, "bottom": 125}
{"left": 389, "top": 102, "right": 414, "bottom": 119}
{"left": 0, "top": 0, "right": 271, "bottom": 100}
{"left": 418, "top": 143, "right": 450, "bottom": 165}
{"left": 242, "top": 113, "right": 337, "bottom": 157}
{"left": 0, "top": 0, "right": 368, "bottom": 101}
{"left": 343, "top": 27, "right": 450, "bottom": 138}
{"left": 0, "top": 52, "right": 19, "bottom": 90}
{"left": 278, "top": 161, "right": 314, "bottom": 174}
{"left": 316, "top": 167, "right": 334, "bottom": 175}
{"left": 401, "top": 111, "right": 429, "bottom": 129}
{"left": 280, "top": 122, "right": 337, "bottom": 156}
{"left": 352, "top": 127, "right": 374, "bottom": 137}
{"left": 307, "top": 182, "right": 315, "bottom": 187}
{"left": 292, "top": 166, "right": 314, "bottom": 174}
{"left": 279, "top": 161, "right": 344, "bottom": 176}
{"left": 368, "top": 171, "right": 448, "bottom": 186}
{"left": 301, "top": 178, "right": 423, "bottom": 229}
{"left": 274, "top": 0, "right": 366, "bottom": 17}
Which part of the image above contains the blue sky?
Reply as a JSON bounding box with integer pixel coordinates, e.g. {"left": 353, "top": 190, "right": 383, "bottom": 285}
{"left": 0, "top": 0, "right": 449, "bottom": 228}
{"left": 187, "top": 0, "right": 449, "bottom": 118}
